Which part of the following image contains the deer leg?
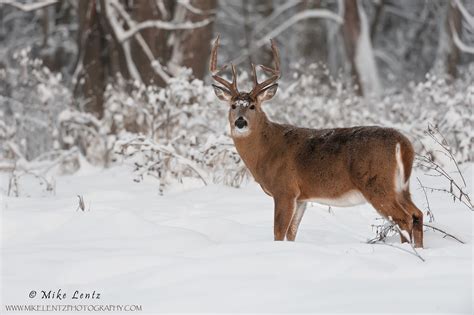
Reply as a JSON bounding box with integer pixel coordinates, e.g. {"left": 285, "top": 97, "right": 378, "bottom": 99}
{"left": 273, "top": 196, "right": 297, "bottom": 241}
{"left": 286, "top": 202, "right": 307, "bottom": 241}
{"left": 366, "top": 196, "right": 413, "bottom": 244}
{"left": 392, "top": 209, "right": 413, "bottom": 245}
{"left": 399, "top": 192, "right": 424, "bottom": 248}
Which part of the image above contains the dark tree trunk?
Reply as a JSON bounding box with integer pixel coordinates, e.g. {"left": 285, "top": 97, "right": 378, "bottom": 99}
{"left": 300, "top": 0, "right": 327, "bottom": 64}
{"left": 130, "top": 0, "right": 175, "bottom": 85}
{"left": 256, "top": 0, "right": 275, "bottom": 67}
{"left": 370, "top": 0, "right": 384, "bottom": 41}
{"left": 171, "top": 0, "right": 217, "bottom": 80}
{"left": 342, "top": 0, "right": 363, "bottom": 96}
{"left": 74, "top": 0, "right": 216, "bottom": 116}
{"left": 77, "top": 0, "right": 107, "bottom": 116}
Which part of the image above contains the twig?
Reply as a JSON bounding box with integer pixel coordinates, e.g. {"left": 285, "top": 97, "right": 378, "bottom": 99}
{"left": 177, "top": 0, "right": 217, "bottom": 16}
{"left": 416, "top": 177, "right": 434, "bottom": 222}
{"left": 76, "top": 195, "right": 85, "bottom": 211}
{"left": 117, "top": 137, "right": 210, "bottom": 186}
{"left": 427, "top": 123, "right": 466, "bottom": 186}
{"left": 416, "top": 146, "right": 472, "bottom": 210}
{"left": 392, "top": 224, "right": 425, "bottom": 262}
{"left": 372, "top": 242, "right": 425, "bottom": 262}
{"left": 424, "top": 223, "right": 465, "bottom": 244}
{"left": 368, "top": 220, "right": 396, "bottom": 244}
{"left": 367, "top": 218, "right": 425, "bottom": 262}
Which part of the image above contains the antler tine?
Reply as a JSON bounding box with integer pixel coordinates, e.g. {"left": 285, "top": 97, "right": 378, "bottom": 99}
{"left": 250, "top": 38, "right": 281, "bottom": 98}
{"left": 210, "top": 35, "right": 239, "bottom": 96}
{"left": 251, "top": 63, "right": 258, "bottom": 86}
{"left": 209, "top": 34, "right": 220, "bottom": 74}
{"left": 231, "top": 64, "right": 238, "bottom": 91}
{"left": 270, "top": 38, "right": 280, "bottom": 76}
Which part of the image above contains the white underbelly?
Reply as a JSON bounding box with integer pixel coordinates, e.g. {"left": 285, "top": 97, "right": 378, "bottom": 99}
{"left": 305, "top": 190, "right": 367, "bottom": 207}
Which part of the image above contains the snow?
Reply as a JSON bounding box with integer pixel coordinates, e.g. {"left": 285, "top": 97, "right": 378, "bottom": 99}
{"left": 1, "top": 164, "right": 472, "bottom": 314}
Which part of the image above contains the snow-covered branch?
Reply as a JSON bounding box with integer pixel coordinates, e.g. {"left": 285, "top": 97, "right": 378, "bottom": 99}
{"left": 253, "top": 0, "right": 302, "bottom": 34}
{"left": 103, "top": 1, "right": 142, "bottom": 83}
{"left": 453, "top": 0, "right": 474, "bottom": 30}
{"left": 155, "top": 0, "right": 170, "bottom": 19}
{"left": 256, "top": 9, "right": 342, "bottom": 45}
{"left": 0, "top": 0, "right": 57, "bottom": 12}
{"left": 106, "top": 0, "right": 171, "bottom": 83}
{"left": 119, "top": 18, "right": 214, "bottom": 43}
{"left": 116, "top": 136, "right": 210, "bottom": 189}
{"left": 231, "top": 9, "right": 342, "bottom": 65}
{"left": 177, "top": 0, "right": 217, "bottom": 16}
{"left": 451, "top": 21, "right": 474, "bottom": 54}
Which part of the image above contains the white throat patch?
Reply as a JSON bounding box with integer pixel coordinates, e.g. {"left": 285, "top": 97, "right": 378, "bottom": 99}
{"left": 232, "top": 127, "right": 251, "bottom": 137}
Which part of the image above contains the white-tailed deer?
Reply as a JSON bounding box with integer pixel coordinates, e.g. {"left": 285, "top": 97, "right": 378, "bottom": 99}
{"left": 210, "top": 36, "right": 423, "bottom": 248}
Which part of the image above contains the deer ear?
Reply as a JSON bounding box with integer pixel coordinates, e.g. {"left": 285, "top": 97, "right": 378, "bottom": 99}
{"left": 257, "top": 84, "right": 278, "bottom": 103}
{"left": 212, "top": 84, "right": 232, "bottom": 102}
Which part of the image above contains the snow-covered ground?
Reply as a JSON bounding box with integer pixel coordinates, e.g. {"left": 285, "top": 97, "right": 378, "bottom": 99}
{"left": 1, "top": 164, "right": 473, "bottom": 314}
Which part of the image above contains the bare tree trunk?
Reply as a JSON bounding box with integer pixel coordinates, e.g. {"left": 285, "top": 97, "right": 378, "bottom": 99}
{"left": 77, "top": 0, "right": 106, "bottom": 116}
{"left": 446, "top": 1, "right": 462, "bottom": 78}
{"left": 168, "top": 0, "right": 217, "bottom": 80}
{"left": 255, "top": 0, "right": 274, "bottom": 67}
{"left": 242, "top": 0, "right": 253, "bottom": 66}
{"left": 342, "top": 0, "right": 362, "bottom": 95}
{"left": 74, "top": 0, "right": 216, "bottom": 116}
{"left": 130, "top": 0, "right": 175, "bottom": 85}
{"left": 370, "top": 0, "right": 384, "bottom": 41}
{"left": 300, "top": 0, "right": 327, "bottom": 64}
{"left": 342, "top": 0, "right": 380, "bottom": 96}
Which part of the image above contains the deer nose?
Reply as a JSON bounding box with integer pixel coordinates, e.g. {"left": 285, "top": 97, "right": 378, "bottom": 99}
{"left": 235, "top": 117, "right": 248, "bottom": 129}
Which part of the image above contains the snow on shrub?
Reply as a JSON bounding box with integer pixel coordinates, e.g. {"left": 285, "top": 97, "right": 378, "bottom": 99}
{"left": 1, "top": 54, "right": 472, "bottom": 194}
{"left": 0, "top": 48, "right": 70, "bottom": 161}
{"left": 103, "top": 70, "right": 248, "bottom": 189}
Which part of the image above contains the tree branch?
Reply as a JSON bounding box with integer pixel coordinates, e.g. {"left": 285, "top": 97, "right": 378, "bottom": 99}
{"left": 0, "top": 0, "right": 57, "bottom": 12}
{"left": 177, "top": 0, "right": 217, "bottom": 16}
{"left": 253, "top": 0, "right": 302, "bottom": 34}
{"left": 451, "top": 21, "right": 474, "bottom": 54}
{"left": 424, "top": 223, "right": 465, "bottom": 244}
{"left": 119, "top": 16, "right": 214, "bottom": 43}
{"left": 453, "top": 0, "right": 474, "bottom": 30}
{"left": 106, "top": 0, "right": 171, "bottom": 83}
{"left": 230, "top": 9, "right": 342, "bottom": 65}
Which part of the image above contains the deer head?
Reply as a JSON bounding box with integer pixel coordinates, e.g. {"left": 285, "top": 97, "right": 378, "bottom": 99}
{"left": 210, "top": 35, "right": 281, "bottom": 137}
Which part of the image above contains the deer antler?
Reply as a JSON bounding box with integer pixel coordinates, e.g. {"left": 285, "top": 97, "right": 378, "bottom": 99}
{"left": 250, "top": 39, "right": 281, "bottom": 98}
{"left": 210, "top": 35, "right": 239, "bottom": 97}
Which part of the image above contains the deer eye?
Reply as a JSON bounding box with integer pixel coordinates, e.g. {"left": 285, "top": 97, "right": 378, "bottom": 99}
{"left": 249, "top": 105, "right": 255, "bottom": 110}
{"left": 231, "top": 104, "right": 236, "bottom": 109}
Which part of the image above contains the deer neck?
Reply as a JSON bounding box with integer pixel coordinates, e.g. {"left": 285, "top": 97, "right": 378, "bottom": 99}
{"left": 231, "top": 113, "right": 279, "bottom": 181}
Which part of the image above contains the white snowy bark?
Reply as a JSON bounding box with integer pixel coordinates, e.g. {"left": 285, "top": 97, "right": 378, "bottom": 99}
{"left": 167, "top": 4, "right": 188, "bottom": 77}
{"left": 354, "top": 3, "right": 381, "bottom": 97}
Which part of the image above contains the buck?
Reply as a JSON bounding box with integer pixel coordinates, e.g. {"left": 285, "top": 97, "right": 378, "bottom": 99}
{"left": 210, "top": 36, "right": 424, "bottom": 248}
